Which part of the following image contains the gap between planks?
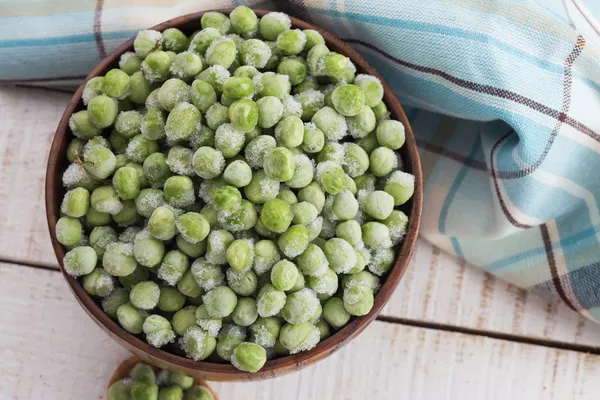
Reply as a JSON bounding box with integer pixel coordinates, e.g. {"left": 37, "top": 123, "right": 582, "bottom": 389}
{"left": 5, "top": 258, "right": 600, "bottom": 356}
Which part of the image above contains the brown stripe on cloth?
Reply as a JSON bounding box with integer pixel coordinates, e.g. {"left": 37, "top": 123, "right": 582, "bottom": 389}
{"left": 94, "top": 0, "right": 107, "bottom": 59}
{"left": 540, "top": 224, "right": 578, "bottom": 311}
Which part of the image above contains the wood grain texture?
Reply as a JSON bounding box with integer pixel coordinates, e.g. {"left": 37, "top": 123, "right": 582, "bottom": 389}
{"left": 1, "top": 262, "right": 600, "bottom": 400}
{"left": 2, "top": 85, "right": 600, "bottom": 350}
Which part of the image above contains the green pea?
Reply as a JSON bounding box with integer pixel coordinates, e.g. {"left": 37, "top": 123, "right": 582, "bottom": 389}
{"left": 172, "top": 305, "right": 198, "bottom": 335}
{"left": 256, "top": 284, "right": 286, "bottom": 317}
{"left": 372, "top": 100, "right": 389, "bottom": 121}
{"left": 259, "top": 12, "right": 291, "bottom": 41}
{"left": 202, "top": 11, "right": 232, "bottom": 34}
{"left": 274, "top": 116, "right": 303, "bottom": 148}
{"left": 129, "top": 71, "right": 153, "bottom": 105}
{"left": 277, "top": 57, "right": 307, "bottom": 85}
{"left": 142, "top": 50, "right": 172, "bottom": 83}
{"left": 134, "top": 30, "right": 163, "bottom": 57}
{"left": 102, "top": 68, "right": 130, "bottom": 99}
{"left": 323, "top": 297, "right": 350, "bottom": 329}
{"left": 254, "top": 72, "right": 291, "bottom": 99}
{"left": 244, "top": 171, "right": 280, "bottom": 204}
{"left": 206, "top": 37, "right": 237, "bottom": 68}
{"left": 279, "top": 322, "right": 320, "bottom": 354}
{"left": 163, "top": 27, "right": 190, "bottom": 52}
{"left": 228, "top": 99, "right": 258, "bottom": 132}
{"left": 230, "top": 6, "right": 258, "bottom": 37}
{"left": 117, "top": 303, "right": 146, "bottom": 334}
{"left": 354, "top": 74, "right": 384, "bottom": 107}
{"left": 232, "top": 297, "right": 258, "bottom": 327}
{"left": 231, "top": 342, "right": 266, "bottom": 372}
{"left": 303, "top": 29, "right": 325, "bottom": 51}
{"left": 240, "top": 38, "right": 272, "bottom": 68}
{"left": 276, "top": 29, "right": 306, "bottom": 55}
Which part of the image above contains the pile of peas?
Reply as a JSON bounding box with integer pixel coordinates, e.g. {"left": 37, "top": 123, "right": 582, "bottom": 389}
{"left": 108, "top": 362, "right": 213, "bottom": 400}
{"left": 59, "top": 6, "right": 414, "bottom": 374}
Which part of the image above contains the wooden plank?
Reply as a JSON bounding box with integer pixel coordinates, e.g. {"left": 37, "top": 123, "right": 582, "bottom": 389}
{"left": 0, "top": 86, "right": 71, "bottom": 268}
{"left": 2, "top": 86, "right": 600, "bottom": 349}
{"left": 1, "top": 262, "right": 599, "bottom": 400}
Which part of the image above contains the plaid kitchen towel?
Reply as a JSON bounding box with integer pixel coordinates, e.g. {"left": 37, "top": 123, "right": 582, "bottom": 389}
{"left": 2, "top": 0, "right": 600, "bottom": 321}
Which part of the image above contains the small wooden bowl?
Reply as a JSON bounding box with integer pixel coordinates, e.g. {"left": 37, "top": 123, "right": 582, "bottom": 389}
{"left": 45, "top": 9, "right": 423, "bottom": 382}
{"left": 108, "top": 355, "right": 218, "bottom": 399}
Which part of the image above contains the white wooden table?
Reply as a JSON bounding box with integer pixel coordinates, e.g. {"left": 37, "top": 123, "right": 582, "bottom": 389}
{"left": 1, "top": 86, "right": 600, "bottom": 400}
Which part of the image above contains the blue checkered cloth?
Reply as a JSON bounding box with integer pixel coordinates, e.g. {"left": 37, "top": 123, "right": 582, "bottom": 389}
{"left": 2, "top": 0, "right": 600, "bottom": 320}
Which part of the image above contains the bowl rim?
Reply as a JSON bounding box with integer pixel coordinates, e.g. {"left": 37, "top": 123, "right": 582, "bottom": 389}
{"left": 45, "top": 8, "right": 423, "bottom": 381}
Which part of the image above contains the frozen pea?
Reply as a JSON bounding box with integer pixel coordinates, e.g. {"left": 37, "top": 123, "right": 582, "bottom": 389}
{"left": 192, "top": 146, "right": 225, "bottom": 179}
{"left": 129, "top": 71, "right": 153, "bottom": 105}
{"left": 69, "top": 110, "right": 102, "bottom": 139}
{"left": 263, "top": 41, "right": 282, "bottom": 70}
{"left": 130, "top": 280, "right": 160, "bottom": 310}
{"left": 112, "top": 167, "right": 140, "bottom": 200}
{"left": 277, "top": 57, "right": 307, "bottom": 86}
{"left": 244, "top": 171, "right": 279, "bottom": 204}
{"left": 361, "top": 222, "right": 392, "bottom": 248}
{"left": 232, "top": 297, "right": 258, "bottom": 327}
{"left": 263, "top": 147, "right": 295, "bottom": 182}
{"left": 270, "top": 260, "right": 299, "bottom": 291}
{"left": 126, "top": 135, "right": 160, "bottom": 164}
{"left": 249, "top": 317, "right": 280, "bottom": 348}
{"left": 87, "top": 95, "right": 118, "bottom": 129}
{"left": 217, "top": 324, "right": 247, "bottom": 361}
{"left": 354, "top": 174, "right": 376, "bottom": 192}
{"left": 205, "top": 37, "right": 237, "bottom": 68}
{"left": 164, "top": 176, "right": 195, "bottom": 208}
{"left": 143, "top": 314, "right": 176, "bottom": 348}
{"left": 252, "top": 240, "right": 280, "bottom": 276}
{"left": 197, "top": 65, "right": 230, "bottom": 94}
{"left": 202, "top": 11, "right": 231, "bottom": 34}
{"left": 324, "top": 238, "right": 357, "bottom": 274}
{"left": 336, "top": 220, "right": 362, "bottom": 246}
{"left": 323, "top": 297, "right": 351, "bottom": 329}
{"left": 172, "top": 305, "right": 197, "bottom": 335}
{"left": 89, "top": 226, "right": 117, "bottom": 257}
{"left": 165, "top": 146, "right": 194, "bottom": 176}
{"left": 222, "top": 160, "right": 252, "bottom": 188}
{"left": 260, "top": 198, "right": 292, "bottom": 233}
{"left": 259, "top": 12, "right": 291, "bottom": 41}
{"left": 134, "top": 29, "right": 163, "bottom": 57}
{"left": 305, "top": 216, "right": 323, "bottom": 242}
{"left": 226, "top": 268, "right": 258, "bottom": 296}
{"left": 331, "top": 84, "right": 365, "bottom": 117}
{"left": 297, "top": 181, "right": 325, "bottom": 212}
{"left": 214, "top": 123, "right": 245, "bottom": 158}
{"left": 311, "top": 106, "right": 347, "bottom": 142}
{"left": 103, "top": 69, "right": 130, "bottom": 99}
{"left": 303, "top": 29, "right": 324, "bottom": 51}
{"left": 371, "top": 101, "right": 389, "bottom": 121}
{"left": 239, "top": 39, "right": 271, "bottom": 68}
{"left": 158, "top": 79, "right": 191, "bottom": 112}
{"left": 276, "top": 29, "right": 306, "bottom": 55}
{"left": 332, "top": 189, "right": 358, "bottom": 220}
{"left": 180, "top": 326, "right": 215, "bottom": 361}
{"left": 293, "top": 77, "right": 319, "bottom": 94}
{"left": 231, "top": 342, "right": 266, "bottom": 372}
{"left": 369, "top": 147, "right": 396, "bottom": 177}
{"left": 276, "top": 189, "right": 298, "bottom": 205}
{"left": 274, "top": 116, "right": 303, "bottom": 148}
{"left": 354, "top": 74, "right": 384, "bottom": 107}
{"left": 130, "top": 363, "right": 156, "bottom": 385}
{"left": 170, "top": 52, "right": 203, "bottom": 82}
{"left": 148, "top": 206, "right": 177, "bottom": 240}
{"left": 117, "top": 303, "right": 147, "bottom": 334}
{"left": 162, "top": 27, "right": 189, "bottom": 52}
{"left": 343, "top": 143, "right": 370, "bottom": 178}
{"left": 103, "top": 242, "right": 137, "bottom": 276}
{"left": 115, "top": 111, "right": 142, "bottom": 139}
{"left": 158, "top": 250, "right": 189, "bottom": 287}
{"left": 84, "top": 144, "right": 116, "bottom": 180}
{"left": 188, "top": 80, "right": 216, "bottom": 114}
{"left": 292, "top": 201, "right": 318, "bottom": 224}
{"left": 385, "top": 170, "right": 415, "bottom": 206}
{"left": 343, "top": 283, "right": 374, "bottom": 316}
{"left": 319, "top": 218, "right": 337, "bottom": 240}
{"left": 158, "top": 386, "right": 183, "bottom": 400}
{"left": 316, "top": 162, "right": 347, "bottom": 195}
{"left": 133, "top": 230, "right": 165, "bottom": 268}
{"left": 230, "top": 6, "right": 258, "bottom": 37}
{"left": 212, "top": 185, "right": 242, "bottom": 212}
{"left": 316, "top": 142, "right": 344, "bottom": 165}
{"left": 66, "top": 138, "right": 85, "bottom": 163}
{"left": 245, "top": 126, "right": 262, "bottom": 144}
{"left": 307, "top": 267, "right": 338, "bottom": 298}
{"left": 119, "top": 264, "right": 149, "bottom": 289}
{"left": 140, "top": 108, "right": 166, "bottom": 141}
{"left": 281, "top": 288, "right": 319, "bottom": 324}
{"left": 347, "top": 105, "right": 377, "bottom": 139}
{"left": 142, "top": 51, "right": 172, "bottom": 83}
{"left": 189, "top": 124, "right": 215, "bottom": 151}
{"left": 203, "top": 286, "right": 237, "bottom": 318}
{"left": 256, "top": 96, "right": 283, "bottom": 129}
{"left": 225, "top": 239, "right": 253, "bottom": 272}
{"left": 384, "top": 210, "right": 409, "bottom": 244}
{"left": 368, "top": 247, "right": 395, "bottom": 276}
{"left": 102, "top": 288, "right": 130, "bottom": 319}
{"left": 364, "top": 190, "right": 394, "bottom": 220}
{"left": 166, "top": 102, "right": 201, "bottom": 142}
{"left": 254, "top": 72, "right": 291, "bottom": 99}
{"left": 244, "top": 135, "right": 275, "bottom": 170}
{"left": 177, "top": 269, "right": 203, "bottom": 298}
{"left": 278, "top": 225, "right": 310, "bottom": 258}
{"left": 175, "top": 212, "right": 210, "bottom": 244}
{"left": 176, "top": 235, "right": 207, "bottom": 258}
{"left": 131, "top": 382, "right": 159, "bottom": 399}
{"left": 63, "top": 246, "right": 97, "bottom": 277}
{"left": 205, "top": 229, "right": 235, "bottom": 265}
{"left": 256, "top": 284, "right": 286, "bottom": 317}
{"left": 234, "top": 65, "right": 260, "bottom": 79}
{"left": 135, "top": 188, "right": 165, "bottom": 218}
{"left": 82, "top": 76, "right": 104, "bottom": 105}
{"left": 316, "top": 319, "right": 331, "bottom": 341}
{"left": 114, "top": 154, "right": 129, "bottom": 170}
{"left": 91, "top": 186, "right": 123, "bottom": 215}
{"left": 221, "top": 77, "right": 254, "bottom": 101}
{"left": 195, "top": 304, "right": 223, "bottom": 337}
{"left": 322, "top": 53, "right": 348, "bottom": 80}
{"left": 228, "top": 99, "right": 258, "bottom": 132}
{"left": 219, "top": 199, "right": 257, "bottom": 232}
{"left": 295, "top": 90, "right": 324, "bottom": 121}
{"left": 60, "top": 187, "right": 90, "bottom": 218}
{"left": 286, "top": 154, "right": 314, "bottom": 189}
{"left": 376, "top": 120, "right": 405, "bottom": 149}
{"left": 190, "top": 28, "right": 221, "bottom": 55}
{"left": 279, "top": 322, "right": 320, "bottom": 354}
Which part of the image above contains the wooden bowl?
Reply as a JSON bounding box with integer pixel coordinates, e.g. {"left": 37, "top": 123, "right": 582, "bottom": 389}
{"left": 45, "top": 9, "right": 423, "bottom": 382}
{"left": 108, "top": 355, "right": 218, "bottom": 399}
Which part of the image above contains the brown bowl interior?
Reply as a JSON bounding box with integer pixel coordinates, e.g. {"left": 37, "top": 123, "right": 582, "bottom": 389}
{"left": 108, "top": 356, "right": 219, "bottom": 399}
{"left": 45, "top": 9, "right": 423, "bottom": 382}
